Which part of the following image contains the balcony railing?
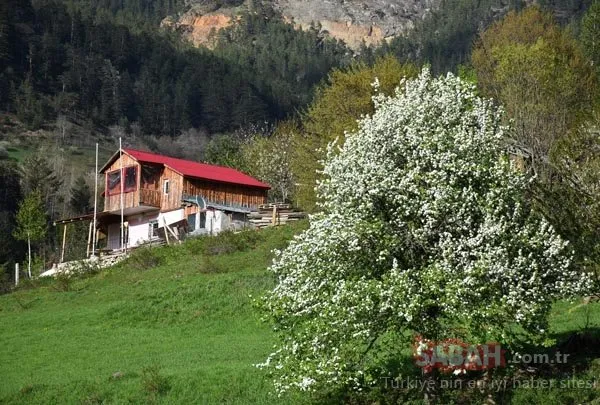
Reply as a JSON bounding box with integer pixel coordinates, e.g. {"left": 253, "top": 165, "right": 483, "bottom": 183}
{"left": 103, "top": 188, "right": 161, "bottom": 212}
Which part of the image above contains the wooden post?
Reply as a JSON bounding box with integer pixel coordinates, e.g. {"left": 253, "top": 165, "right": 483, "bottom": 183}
{"left": 86, "top": 221, "right": 93, "bottom": 257}
{"left": 163, "top": 217, "right": 170, "bottom": 245}
{"left": 164, "top": 221, "right": 179, "bottom": 241}
{"left": 92, "top": 142, "right": 98, "bottom": 257}
{"left": 60, "top": 224, "right": 68, "bottom": 263}
{"left": 15, "top": 263, "right": 19, "bottom": 287}
{"left": 271, "top": 204, "right": 277, "bottom": 226}
{"left": 119, "top": 138, "right": 124, "bottom": 251}
{"left": 27, "top": 232, "right": 31, "bottom": 278}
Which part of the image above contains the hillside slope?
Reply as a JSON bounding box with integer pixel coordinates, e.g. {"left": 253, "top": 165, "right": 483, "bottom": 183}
{"left": 0, "top": 224, "right": 308, "bottom": 404}
{"left": 1, "top": 222, "right": 598, "bottom": 404}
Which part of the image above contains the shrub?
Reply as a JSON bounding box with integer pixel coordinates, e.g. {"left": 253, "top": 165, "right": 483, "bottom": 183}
{"left": 202, "top": 230, "right": 263, "bottom": 256}
{"left": 125, "top": 247, "right": 164, "bottom": 271}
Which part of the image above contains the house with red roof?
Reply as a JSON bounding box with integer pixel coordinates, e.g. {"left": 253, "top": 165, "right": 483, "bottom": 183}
{"left": 98, "top": 148, "right": 270, "bottom": 250}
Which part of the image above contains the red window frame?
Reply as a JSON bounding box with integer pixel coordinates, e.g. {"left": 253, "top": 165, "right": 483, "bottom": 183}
{"left": 106, "top": 166, "right": 138, "bottom": 195}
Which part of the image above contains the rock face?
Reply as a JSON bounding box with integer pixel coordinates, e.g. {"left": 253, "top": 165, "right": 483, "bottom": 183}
{"left": 163, "top": 0, "right": 439, "bottom": 49}
{"left": 161, "top": 11, "right": 234, "bottom": 48}
{"left": 274, "top": 0, "right": 436, "bottom": 48}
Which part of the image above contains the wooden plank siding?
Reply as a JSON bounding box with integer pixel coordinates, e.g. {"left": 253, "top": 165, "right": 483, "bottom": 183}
{"left": 102, "top": 151, "right": 268, "bottom": 213}
{"left": 103, "top": 154, "right": 140, "bottom": 212}
{"left": 183, "top": 178, "right": 267, "bottom": 209}
{"left": 103, "top": 154, "right": 163, "bottom": 213}
{"left": 161, "top": 167, "right": 185, "bottom": 211}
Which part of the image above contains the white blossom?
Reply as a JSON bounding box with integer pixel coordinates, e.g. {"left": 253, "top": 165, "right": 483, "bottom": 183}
{"left": 257, "top": 68, "right": 590, "bottom": 395}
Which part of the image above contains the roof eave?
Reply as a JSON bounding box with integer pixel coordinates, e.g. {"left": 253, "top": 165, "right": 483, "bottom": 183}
{"left": 98, "top": 149, "right": 139, "bottom": 173}
{"left": 183, "top": 174, "right": 270, "bottom": 190}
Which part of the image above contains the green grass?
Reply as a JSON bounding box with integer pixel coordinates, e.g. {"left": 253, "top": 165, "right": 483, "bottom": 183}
{"left": 0, "top": 221, "right": 598, "bottom": 404}
{"left": 5, "top": 145, "right": 30, "bottom": 162}
{"left": 0, "top": 223, "right": 309, "bottom": 404}
{"left": 4, "top": 142, "right": 111, "bottom": 170}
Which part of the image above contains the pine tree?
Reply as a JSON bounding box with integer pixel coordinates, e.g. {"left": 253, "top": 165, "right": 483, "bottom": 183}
{"left": 0, "top": 162, "right": 24, "bottom": 272}
{"left": 20, "top": 155, "right": 63, "bottom": 220}
{"left": 70, "top": 176, "right": 92, "bottom": 215}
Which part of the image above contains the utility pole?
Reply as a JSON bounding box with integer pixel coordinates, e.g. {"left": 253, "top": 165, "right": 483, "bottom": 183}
{"left": 119, "top": 138, "right": 124, "bottom": 252}
{"left": 92, "top": 143, "right": 98, "bottom": 257}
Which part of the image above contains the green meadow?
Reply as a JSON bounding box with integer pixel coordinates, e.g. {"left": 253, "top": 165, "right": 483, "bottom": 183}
{"left": 0, "top": 222, "right": 598, "bottom": 404}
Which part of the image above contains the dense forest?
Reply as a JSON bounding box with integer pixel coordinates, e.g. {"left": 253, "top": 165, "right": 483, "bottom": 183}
{"left": 0, "top": 0, "right": 350, "bottom": 135}
{"left": 1, "top": 0, "right": 600, "bottom": 289}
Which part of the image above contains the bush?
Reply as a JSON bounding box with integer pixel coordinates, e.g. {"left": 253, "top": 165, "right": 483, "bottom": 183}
{"left": 125, "top": 247, "right": 164, "bottom": 271}
{"left": 202, "top": 230, "right": 263, "bottom": 256}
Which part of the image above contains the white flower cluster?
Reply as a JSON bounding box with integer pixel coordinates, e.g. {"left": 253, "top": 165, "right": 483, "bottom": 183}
{"left": 257, "top": 68, "right": 590, "bottom": 395}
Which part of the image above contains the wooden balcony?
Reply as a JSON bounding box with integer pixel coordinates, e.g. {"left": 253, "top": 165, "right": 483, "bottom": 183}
{"left": 103, "top": 188, "right": 161, "bottom": 213}
{"left": 139, "top": 188, "right": 161, "bottom": 207}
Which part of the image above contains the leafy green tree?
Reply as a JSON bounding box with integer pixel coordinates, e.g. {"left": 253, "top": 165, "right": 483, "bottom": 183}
{"left": 472, "top": 7, "right": 596, "bottom": 166}
{"left": 472, "top": 6, "right": 599, "bottom": 268}
{"left": 242, "top": 123, "right": 295, "bottom": 202}
{"left": 292, "top": 56, "right": 418, "bottom": 211}
{"left": 214, "top": 5, "right": 350, "bottom": 120}
{"left": 204, "top": 134, "right": 247, "bottom": 170}
{"left": 548, "top": 113, "right": 600, "bottom": 273}
{"left": 580, "top": 0, "right": 600, "bottom": 77}
{"left": 258, "top": 69, "right": 589, "bottom": 396}
{"left": 13, "top": 190, "right": 47, "bottom": 278}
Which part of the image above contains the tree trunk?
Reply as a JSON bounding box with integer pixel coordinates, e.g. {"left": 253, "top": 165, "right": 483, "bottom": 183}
{"left": 27, "top": 234, "right": 32, "bottom": 279}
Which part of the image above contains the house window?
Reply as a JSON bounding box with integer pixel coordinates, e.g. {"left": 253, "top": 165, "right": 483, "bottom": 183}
{"left": 106, "top": 166, "right": 137, "bottom": 195}
{"left": 187, "top": 213, "right": 196, "bottom": 231}
{"left": 106, "top": 170, "right": 121, "bottom": 195}
{"left": 200, "top": 212, "right": 206, "bottom": 229}
{"left": 141, "top": 164, "right": 161, "bottom": 188}
{"left": 163, "top": 179, "right": 170, "bottom": 195}
{"left": 123, "top": 166, "right": 137, "bottom": 192}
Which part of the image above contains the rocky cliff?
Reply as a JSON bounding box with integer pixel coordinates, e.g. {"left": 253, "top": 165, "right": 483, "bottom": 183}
{"left": 162, "top": 0, "right": 439, "bottom": 49}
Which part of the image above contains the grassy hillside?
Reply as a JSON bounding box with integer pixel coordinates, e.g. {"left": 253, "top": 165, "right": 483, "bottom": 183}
{"left": 0, "top": 223, "right": 310, "bottom": 404}
{"left": 0, "top": 222, "right": 599, "bottom": 404}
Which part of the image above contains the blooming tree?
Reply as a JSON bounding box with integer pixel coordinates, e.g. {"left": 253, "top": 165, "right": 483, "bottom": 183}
{"left": 257, "top": 69, "right": 589, "bottom": 394}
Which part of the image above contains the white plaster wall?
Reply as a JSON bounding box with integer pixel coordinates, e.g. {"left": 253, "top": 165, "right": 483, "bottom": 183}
{"left": 126, "top": 213, "right": 159, "bottom": 248}
{"left": 128, "top": 221, "right": 150, "bottom": 247}
{"left": 158, "top": 209, "right": 184, "bottom": 227}
{"left": 204, "top": 210, "right": 230, "bottom": 234}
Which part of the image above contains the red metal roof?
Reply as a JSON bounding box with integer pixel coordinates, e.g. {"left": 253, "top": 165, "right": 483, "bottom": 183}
{"left": 120, "top": 148, "right": 270, "bottom": 189}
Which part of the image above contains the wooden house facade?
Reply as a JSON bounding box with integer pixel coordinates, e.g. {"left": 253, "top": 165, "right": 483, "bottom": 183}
{"left": 99, "top": 148, "right": 270, "bottom": 250}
